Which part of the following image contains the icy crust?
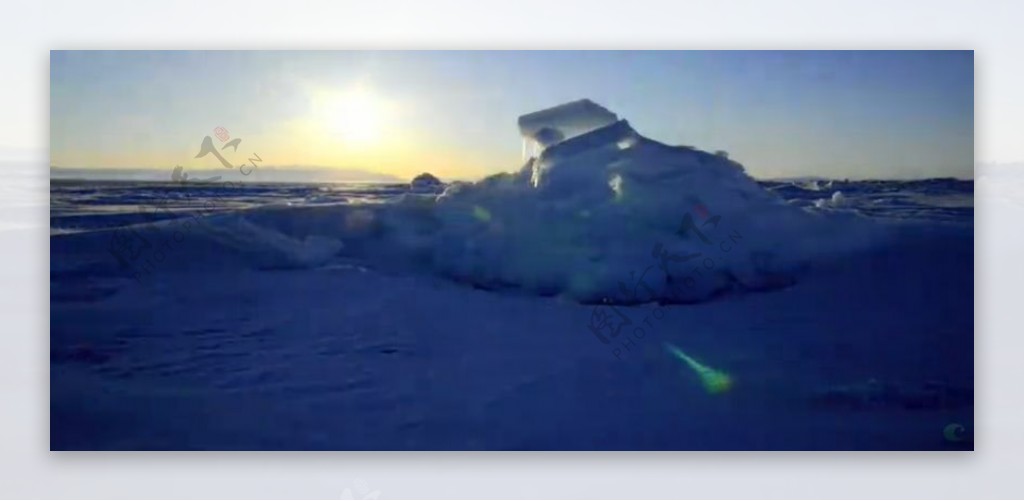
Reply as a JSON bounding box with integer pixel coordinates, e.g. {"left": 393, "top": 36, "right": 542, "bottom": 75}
{"left": 51, "top": 109, "right": 883, "bottom": 305}
{"left": 419, "top": 119, "right": 877, "bottom": 303}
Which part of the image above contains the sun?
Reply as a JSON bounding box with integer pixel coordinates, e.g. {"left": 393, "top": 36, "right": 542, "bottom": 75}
{"left": 317, "top": 88, "right": 392, "bottom": 147}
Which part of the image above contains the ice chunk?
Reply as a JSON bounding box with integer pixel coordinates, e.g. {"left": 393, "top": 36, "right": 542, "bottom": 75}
{"left": 410, "top": 172, "right": 445, "bottom": 193}
{"left": 814, "top": 190, "right": 846, "bottom": 208}
{"left": 518, "top": 99, "right": 619, "bottom": 158}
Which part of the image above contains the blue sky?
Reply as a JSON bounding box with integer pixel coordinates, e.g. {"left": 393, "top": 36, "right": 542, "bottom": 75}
{"left": 50, "top": 50, "right": 973, "bottom": 180}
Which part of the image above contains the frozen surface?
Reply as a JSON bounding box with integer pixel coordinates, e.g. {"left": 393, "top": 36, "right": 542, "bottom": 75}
{"left": 50, "top": 221, "right": 972, "bottom": 450}
{"left": 49, "top": 102, "right": 973, "bottom": 450}
{"left": 426, "top": 118, "right": 884, "bottom": 304}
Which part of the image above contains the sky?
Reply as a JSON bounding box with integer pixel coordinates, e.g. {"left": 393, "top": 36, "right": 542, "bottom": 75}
{"left": 50, "top": 50, "right": 974, "bottom": 181}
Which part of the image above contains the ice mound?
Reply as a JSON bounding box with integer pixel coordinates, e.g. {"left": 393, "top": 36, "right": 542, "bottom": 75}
{"left": 407, "top": 100, "right": 878, "bottom": 303}
{"left": 815, "top": 191, "right": 846, "bottom": 208}
{"left": 52, "top": 100, "right": 880, "bottom": 305}
{"left": 410, "top": 172, "right": 445, "bottom": 193}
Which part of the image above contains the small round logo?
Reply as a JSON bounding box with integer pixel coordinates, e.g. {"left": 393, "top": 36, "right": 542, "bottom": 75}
{"left": 214, "top": 126, "right": 230, "bottom": 142}
{"left": 693, "top": 203, "right": 709, "bottom": 219}
{"left": 943, "top": 422, "right": 967, "bottom": 443}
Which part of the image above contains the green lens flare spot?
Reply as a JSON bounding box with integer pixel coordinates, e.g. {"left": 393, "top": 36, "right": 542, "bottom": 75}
{"left": 664, "top": 342, "right": 733, "bottom": 394}
{"left": 472, "top": 205, "right": 492, "bottom": 222}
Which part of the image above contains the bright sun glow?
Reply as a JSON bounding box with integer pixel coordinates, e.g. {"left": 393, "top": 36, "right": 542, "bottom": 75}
{"left": 315, "top": 88, "right": 393, "bottom": 147}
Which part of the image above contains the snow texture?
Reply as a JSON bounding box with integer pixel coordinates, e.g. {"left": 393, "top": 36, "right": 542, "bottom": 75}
{"left": 48, "top": 101, "right": 973, "bottom": 450}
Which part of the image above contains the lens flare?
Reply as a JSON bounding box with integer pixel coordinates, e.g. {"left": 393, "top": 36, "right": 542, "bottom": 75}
{"left": 664, "top": 342, "right": 732, "bottom": 394}
{"left": 472, "top": 205, "right": 493, "bottom": 222}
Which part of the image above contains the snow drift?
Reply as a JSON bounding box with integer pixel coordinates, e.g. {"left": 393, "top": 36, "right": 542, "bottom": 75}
{"left": 52, "top": 100, "right": 882, "bottom": 304}
{"left": 417, "top": 105, "right": 878, "bottom": 303}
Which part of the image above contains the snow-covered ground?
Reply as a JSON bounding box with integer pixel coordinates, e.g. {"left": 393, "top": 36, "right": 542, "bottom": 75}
{"left": 49, "top": 104, "right": 973, "bottom": 450}
{"left": 51, "top": 224, "right": 971, "bottom": 450}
